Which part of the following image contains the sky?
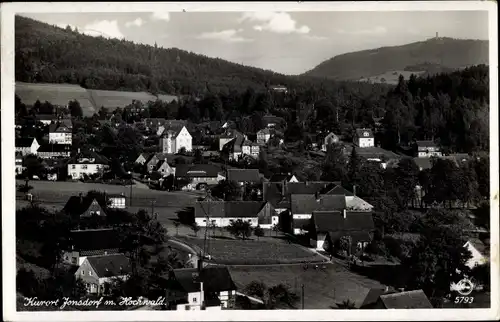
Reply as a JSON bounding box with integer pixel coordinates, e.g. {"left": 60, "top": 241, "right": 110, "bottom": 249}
{"left": 20, "top": 11, "right": 489, "bottom": 75}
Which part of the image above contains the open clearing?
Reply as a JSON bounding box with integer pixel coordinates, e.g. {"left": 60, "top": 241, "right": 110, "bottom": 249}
{"left": 228, "top": 263, "right": 385, "bottom": 309}
{"left": 177, "top": 236, "right": 325, "bottom": 265}
{"left": 15, "top": 180, "right": 198, "bottom": 208}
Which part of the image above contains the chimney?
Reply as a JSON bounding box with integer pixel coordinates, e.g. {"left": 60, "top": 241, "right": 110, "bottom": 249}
{"left": 78, "top": 148, "right": 81, "bottom": 154}
{"left": 343, "top": 209, "right": 346, "bottom": 219}
{"left": 353, "top": 185, "right": 357, "bottom": 196}
{"left": 200, "top": 281, "right": 205, "bottom": 309}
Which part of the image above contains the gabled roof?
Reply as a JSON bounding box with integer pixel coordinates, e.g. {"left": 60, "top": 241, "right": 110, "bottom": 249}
{"left": 291, "top": 194, "right": 346, "bottom": 214}
{"left": 379, "top": 290, "right": 433, "bottom": 309}
{"left": 286, "top": 182, "right": 338, "bottom": 195}
{"left": 168, "top": 267, "right": 237, "bottom": 294}
{"left": 468, "top": 238, "right": 488, "bottom": 255}
{"left": 35, "top": 114, "right": 57, "bottom": 121}
{"left": 194, "top": 201, "right": 267, "bottom": 219}
{"left": 87, "top": 254, "right": 131, "bottom": 278}
{"left": 63, "top": 195, "right": 107, "bottom": 217}
{"left": 49, "top": 121, "right": 72, "bottom": 133}
{"left": 416, "top": 140, "right": 438, "bottom": 148}
{"left": 324, "top": 185, "right": 354, "bottom": 196}
{"left": 15, "top": 137, "right": 37, "bottom": 147}
{"left": 69, "top": 228, "right": 121, "bottom": 252}
{"left": 227, "top": 168, "right": 261, "bottom": 183}
{"left": 262, "top": 115, "right": 285, "bottom": 126}
{"left": 360, "top": 288, "right": 387, "bottom": 308}
{"left": 69, "top": 151, "right": 109, "bottom": 165}
{"left": 312, "top": 211, "right": 375, "bottom": 233}
{"left": 355, "top": 128, "right": 374, "bottom": 139}
{"left": 38, "top": 144, "right": 71, "bottom": 153}
{"left": 346, "top": 196, "right": 374, "bottom": 211}
{"left": 269, "top": 173, "right": 296, "bottom": 182}
{"left": 257, "top": 128, "right": 271, "bottom": 135}
{"left": 175, "top": 164, "right": 222, "bottom": 178}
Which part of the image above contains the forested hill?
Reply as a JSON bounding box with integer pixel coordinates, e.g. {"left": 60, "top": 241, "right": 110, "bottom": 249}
{"left": 303, "top": 37, "right": 489, "bottom": 81}
{"left": 15, "top": 15, "right": 311, "bottom": 96}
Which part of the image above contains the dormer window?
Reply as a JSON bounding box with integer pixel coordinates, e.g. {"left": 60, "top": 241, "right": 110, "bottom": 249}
{"left": 363, "top": 132, "right": 369, "bottom": 137}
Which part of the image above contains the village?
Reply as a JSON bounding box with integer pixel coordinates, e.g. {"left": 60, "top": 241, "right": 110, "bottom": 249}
{"left": 15, "top": 86, "right": 491, "bottom": 310}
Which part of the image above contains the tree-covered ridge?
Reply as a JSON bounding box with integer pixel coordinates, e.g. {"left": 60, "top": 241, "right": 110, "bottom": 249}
{"left": 303, "top": 37, "right": 489, "bottom": 80}
{"left": 16, "top": 15, "right": 320, "bottom": 95}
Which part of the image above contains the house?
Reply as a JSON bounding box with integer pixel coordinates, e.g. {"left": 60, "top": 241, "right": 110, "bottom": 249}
{"left": 67, "top": 152, "right": 109, "bottom": 180}
{"left": 359, "top": 288, "right": 390, "bottom": 309}
{"left": 63, "top": 194, "right": 108, "bottom": 219}
{"left": 223, "top": 136, "right": 260, "bottom": 161}
{"left": 146, "top": 154, "right": 161, "bottom": 172}
{"left": 221, "top": 120, "right": 237, "bottom": 130}
{"left": 369, "top": 290, "right": 433, "bottom": 309}
{"left": 175, "top": 164, "right": 224, "bottom": 190}
{"left": 163, "top": 266, "right": 237, "bottom": 310}
{"left": 269, "top": 85, "right": 288, "bottom": 93}
{"left": 37, "top": 144, "right": 71, "bottom": 159}
{"left": 156, "top": 160, "right": 175, "bottom": 177}
{"left": 107, "top": 194, "right": 126, "bottom": 209}
{"left": 48, "top": 121, "right": 72, "bottom": 145}
{"left": 263, "top": 115, "right": 286, "bottom": 129}
{"left": 257, "top": 128, "right": 272, "bottom": 144}
{"left": 227, "top": 169, "right": 261, "bottom": 186}
{"left": 15, "top": 137, "right": 40, "bottom": 156}
{"left": 354, "top": 128, "right": 375, "bottom": 148}
{"left": 309, "top": 211, "right": 375, "bottom": 252}
{"left": 291, "top": 194, "right": 347, "bottom": 235}
{"left": 269, "top": 173, "right": 299, "bottom": 183}
{"left": 75, "top": 254, "right": 131, "bottom": 295}
{"left": 62, "top": 228, "right": 121, "bottom": 266}
{"left": 219, "top": 129, "right": 245, "bottom": 151}
{"left": 464, "top": 238, "right": 489, "bottom": 269}
{"left": 135, "top": 153, "right": 151, "bottom": 165}
{"left": 321, "top": 132, "right": 340, "bottom": 151}
{"left": 159, "top": 125, "right": 192, "bottom": 154}
{"left": 194, "top": 201, "right": 277, "bottom": 229}
{"left": 415, "top": 140, "right": 442, "bottom": 158}
{"left": 15, "top": 152, "right": 24, "bottom": 175}
{"left": 36, "top": 114, "right": 58, "bottom": 125}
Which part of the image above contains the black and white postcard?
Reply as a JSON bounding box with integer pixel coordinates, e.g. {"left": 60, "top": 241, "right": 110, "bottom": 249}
{"left": 2, "top": 1, "right": 498, "bottom": 321}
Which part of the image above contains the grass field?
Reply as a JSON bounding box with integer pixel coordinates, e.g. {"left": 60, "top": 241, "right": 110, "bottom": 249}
{"left": 16, "top": 82, "right": 96, "bottom": 116}
{"left": 228, "top": 263, "right": 385, "bottom": 309}
{"left": 177, "top": 236, "right": 325, "bottom": 265}
{"left": 88, "top": 89, "right": 158, "bottom": 111}
{"left": 359, "top": 70, "right": 426, "bottom": 85}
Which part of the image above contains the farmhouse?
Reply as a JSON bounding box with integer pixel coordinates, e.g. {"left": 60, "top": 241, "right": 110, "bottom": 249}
{"left": 156, "top": 119, "right": 188, "bottom": 136}
{"left": 107, "top": 194, "right": 126, "bottom": 209}
{"left": 67, "top": 152, "right": 109, "bottom": 180}
{"left": 291, "top": 194, "right": 347, "bottom": 235}
{"left": 155, "top": 160, "right": 175, "bottom": 177}
{"left": 75, "top": 254, "right": 131, "bottom": 295}
{"left": 354, "top": 128, "right": 375, "bottom": 148}
{"left": 322, "top": 132, "right": 340, "bottom": 151}
{"left": 309, "top": 211, "right": 375, "bottom": 252}
{"left": 175, "top": 164, "right": 224, "bottom": 190}
{"left": 257, "top": 128, "right": 272, "bottom": 144}
{"left": 159, "top": 124, "right": 192, "bottom": 154}
{"left": 194, "top": 201, "right": 277, "bottom": 229}
{"left": 464, "top": 238, "right": 489, "bottom": 269}
{"left": 219, "top": 129, "right": 245, "bottom": 151}
{"left": 15, "top": 137, "right": 40, "bottom": 156}
{"left": 63, "top": 194, "right": 108, "bottom": 219}
{"left": 227, "top": 168, "right": 261, "bottom": 186}
{"left": 370, "top": 290, "right": 433, "bottom": 309}
{"left": 222, "top": 136, "right": 260, "bottom": 161}
{"left": 63, "top": 228, "right": 121, "bottom": 266}
{"left": 163, "top": 267, "right": 237, "bottom": 310}
{"left": 48, "top": 120, "right": 72, "bottom": 145}
{"left": 415, "top": 140, "right": 442, "bottom": 158}
{"left": 37, "top": 143, "right": 71, "bottom": 159}
{"left": 135, "top": 152, "right": 151, "bottom": 165}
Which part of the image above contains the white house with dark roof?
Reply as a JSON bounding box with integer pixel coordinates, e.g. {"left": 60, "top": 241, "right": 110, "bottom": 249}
{"left": 354, "top": 128, "right": 375, "bottom": 148}
{"left": 227, "top": 168, "right": 261, "bottom": 186}
{"left": 159, "top": 124, "right": 192, "bottom": 154}
{"left": 464, "top": 238, "right": 489, "bottom": 268}
{"left": 416, "top": 140, "right": 442, "bottom": 158}
{"left": 49, "top": 120, "right": 72, "bottom": 145}
{"left": 37, "top": 143, "right": 71, "bottom": 159}
{"left": 15, "top": 138, "right": 40, "bottom": 156}
{"left": 63, "top": 228, "right": 121, "bottom": 266}
{"left": 163, "top": 267, "right": 237, "bottom": 310}
{"left": 175, "top": 164, "right": 225, "bottom": 190}
{"left": 75, "top": 254, "right": 131, "bottom": 294}
{"left": 67, "top": 152, "right": 109, "bottom": 180}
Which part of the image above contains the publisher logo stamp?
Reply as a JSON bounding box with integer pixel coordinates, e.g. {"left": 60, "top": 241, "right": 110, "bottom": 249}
{"left": 455, "top": 278, "right": 474, "bottom": 296}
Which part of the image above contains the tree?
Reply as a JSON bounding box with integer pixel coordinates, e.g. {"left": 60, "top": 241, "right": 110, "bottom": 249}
{"left": 227, "top": 219, "right": 252, "bottom": 240}
{"left": 265, "top": 284, "right": 299, "bottom": 309}
{"left": 210, "top": 180, "right": 241, "bottom": 201}
{"left": 321, "top": 143, "right": 346, "bottom": 182}
{"left": 394, "top": 158, "right": 420, "bottom": 208}
{"left": 335, "top": 299, "right": 356, "bottom": 309}
{"left": 68, "top": 100, "right": 83, "bottom": 118}
{"left": 193, "top": 149, "right": 203, "bottom": 163}
{"left": 245, "top": 281, "right": 267, "bottom": 299}
{"left": 191, "top": 222, "right": 200, "bottom": 237}
{"left": 16, "top": 268, "right": 39, "bottom": 297}
{"left": 254, "top": 225, "right": 264, "bottom": 241}
{"left": 23, "top": 155, "right": 45, "bottom": 179}
{"left": 272, "top": 223, "right": 281, "bottom": 236}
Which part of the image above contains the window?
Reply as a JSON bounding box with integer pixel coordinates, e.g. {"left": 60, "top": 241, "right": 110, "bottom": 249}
{"left": 364, "top": 132, "right": 369, "bottom": 137}
{"left": 82, "top": 165, "right": 88, "bottom": 170}
{"left": 81, "top": 270, "right": 85, "bottom": 275}
{"left": 72, "top": 165, "right": 76, "bottom": 169}
{"left": 89, "top": 271, "right": 92, "bottom": 276}
{"left": 192, "top": 297, "right": 197, "bottom": 303}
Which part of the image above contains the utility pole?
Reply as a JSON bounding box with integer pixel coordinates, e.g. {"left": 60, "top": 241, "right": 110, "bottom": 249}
{"left": 301, "top": 284, "right": 305, "bottom": 310}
